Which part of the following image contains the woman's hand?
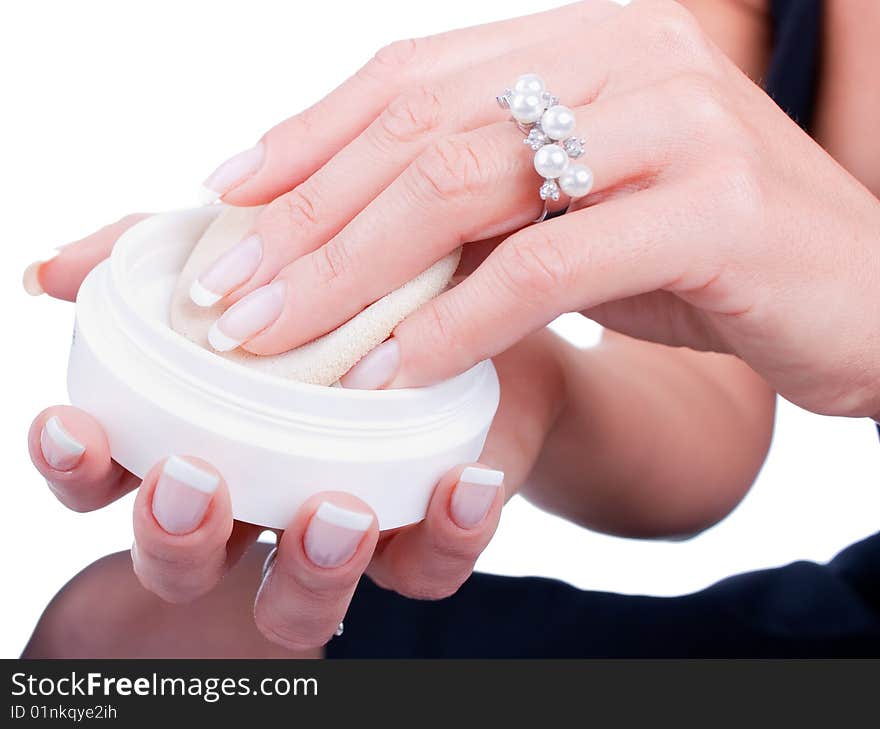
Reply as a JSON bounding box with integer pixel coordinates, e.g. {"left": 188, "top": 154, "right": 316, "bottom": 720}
{"left": 173, "top": 0, "right": 880, "bottom": 418}
{"left": 26, "top": 217, "right": 565, "bottom": 650}
{"left": 29, "top": 407, "right": 507, "bottom": 648}
{"left": 27, "top": 342, "right": 560, "bottom": 651}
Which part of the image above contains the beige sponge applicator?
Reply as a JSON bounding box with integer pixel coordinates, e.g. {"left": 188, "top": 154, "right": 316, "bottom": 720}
{"left": 170, "top": 205, "right": 460, "bottom": 385}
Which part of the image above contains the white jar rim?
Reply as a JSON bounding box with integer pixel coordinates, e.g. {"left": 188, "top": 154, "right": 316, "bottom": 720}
{"left": 105, "top": 207, "right": 493, "bottom": 431}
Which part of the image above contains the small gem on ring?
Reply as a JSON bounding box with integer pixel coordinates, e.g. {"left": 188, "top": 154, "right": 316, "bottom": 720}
{"left": 540, "top": 91, "right": 560, "bottom": 108}
{"left": 524, "top": 127, "right": 548, "bottom": 151}
{"left": 539, "top": 179, "right": 560, "bottom": 201}
{"left": 563, "top": 136, "right": 586, "bottom": 158}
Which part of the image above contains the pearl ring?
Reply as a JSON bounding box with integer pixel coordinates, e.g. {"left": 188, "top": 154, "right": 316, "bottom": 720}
{"left": 497, "top": 74, "right": 593, "bottom": 222}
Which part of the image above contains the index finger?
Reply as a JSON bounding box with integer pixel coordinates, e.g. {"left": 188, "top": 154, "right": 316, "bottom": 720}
{"left": 211, "top": 1, "right": 619, "bottom": 207}
{"left": 28, "top": 406, "right": 140, "bottom": 512}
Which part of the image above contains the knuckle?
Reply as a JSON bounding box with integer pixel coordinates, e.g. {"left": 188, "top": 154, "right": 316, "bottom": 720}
{"left": 291, "top": 568, "right": 351, "bottom": 606}
{"left": 376, "top": 85, "right": 443, "bottom": 145}
{"left": 710, "top": 153, "right": 763, "bottom": 222}
{"left": 684, "top": 75, "right": 727, "bottom": 124}
{"left": 253, "top": 569, "right": 343, "bottom": 650}
{"left": 415, "top": 296, "right": 460, "bottom": 357}
{"left": 665, "top": 73, "right": 730, "bottom": 137}
{"left": 253, "top": 607, "right": 329, "bottom": 652}
{"left": 290, "top": 105, "right": 320, "bottom": 138}
{"left": 150, "top": 584, "right": 202, "bottom": 605}
{"left": 412, "top": 135, "right": 492, "bottom": 200}
{"left": 652, "top": 0, "right": 703, "bottom": 40}
{"left": 495, "top": 232, "right": 573, "bottom": 303}
{"left": 130, "top": 558, "right": 205, "bottom": 605}
{"left": 360, "top": 38, "right": 423, "bottom": 84}
{"left": 642, "top": 0, "right": 712, "bottom": 66}
{"left": 432, "top": 536, "right": 483, "bottom": 567}
{"left": 131, "top": 535, "right": 221, "bottom": 587}
{"left": 310, "top": 239, "right": 353, "bottom": 287}
{"left": 279, "top": 183, "right": 322, "bottom": 229}
{"left": 50, "top": 489, "right": 99, "bottom": 514}
{"left": 421, "top": 582, "right": 461, "bottom": 600}
{"left": 394, "top": 573, "right": 464, "bottom": 601}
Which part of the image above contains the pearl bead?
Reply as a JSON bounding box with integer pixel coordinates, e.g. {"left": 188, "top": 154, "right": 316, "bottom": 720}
{"left": 558, "top": 164, "right": 594, "bottom": 198}
{"left": 509, "top": 92, "right": 544, "bottom": 124}
{"left": 513, "top": 73, "right": 545, "bottom": 96}
{"left": 534, "top": 144, "right": 569, "bottom": 179}
{"left": 541, "top": 105, "right": 576, "bottom": 141}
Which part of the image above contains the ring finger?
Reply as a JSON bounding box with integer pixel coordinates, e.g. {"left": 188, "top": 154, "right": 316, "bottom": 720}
{"left": 253, "top": 493, "right": 378, "bottom": 651}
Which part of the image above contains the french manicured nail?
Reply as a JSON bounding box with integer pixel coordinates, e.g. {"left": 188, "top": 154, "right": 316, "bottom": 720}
{"left": 304, "top": 502, "right": 373, "bottom": 568}
{"left": 40, "top": 416, "right": 85, "bottom": 471}
{"left": 22, "top": 249, "right": 60, "bottom": 296}
{"left": 339, "top": 338, "right": 400, "bottom": 390}
{"left": 199, "top": 142, "right": 265, "bottom": 204}
{"left": 152, "top": 456, "right": 219, "bottom": 535}
{"left": 208, "top": 280, "right": 285, "bottom": 351}
{"left": 190, "top": 234, "right": 263, "bottom": 307}
{"left": 451, "top": 467, "right": 504, "bottom": 529}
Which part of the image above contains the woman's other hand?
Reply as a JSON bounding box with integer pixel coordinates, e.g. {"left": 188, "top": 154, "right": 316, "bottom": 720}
{"left": 25, "top": 212, "right": 564, "bottom": 649}
{"left": 28, "top": 399, "right": 508, "bottom": 649}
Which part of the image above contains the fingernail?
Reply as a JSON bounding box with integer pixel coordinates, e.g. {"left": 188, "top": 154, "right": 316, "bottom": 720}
{"left": 152, "top": 456, "right": 220, "bottom": 535}
{"left": 339, "top": 338, "right": 400, "bottom": 390}
{"left": 190, "top": 234, "right": 263, "bottom": 307}
{"left": 304, "top": 501, "right": 373, "bottom": 568}
{"left": 22, "top": 249, "right": 60, "bottom": 296}
{"left": 40, "top": 415, "right": 85, "bottom": 471}
{"left": 450, "top": 466, "right": 504, "bottom": 529}
{"left": 207, "top": 280, "right": 285, "bottom": 351}
{"left": 200, "top": 142, "right": 265, "bottom": 204}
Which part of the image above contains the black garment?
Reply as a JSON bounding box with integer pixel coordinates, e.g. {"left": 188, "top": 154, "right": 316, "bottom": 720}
{"left": 328, "top": 531, "right": 880, "bottom": 657}
{"left": 330, "top": 1, "right": 880, "bottom": 657}
{"left": 765, "top": 0, "right": 822, "bottom": 131}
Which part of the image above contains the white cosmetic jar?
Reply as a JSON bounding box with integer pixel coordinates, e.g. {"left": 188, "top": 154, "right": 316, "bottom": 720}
{"left": 68, "top": 207, "right": 500, "bottom": 530}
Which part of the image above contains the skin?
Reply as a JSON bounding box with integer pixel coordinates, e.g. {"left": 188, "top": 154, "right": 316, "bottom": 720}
{"left": 150, "top": 0, "right": 880, "bottom": 422}
{"left": 25, "top": 280, "right": 771, "bottom": 656}
{"left": 812, "top": 0, "right": 880, "bottom": 196}
{"left": 23, "top": 0, "right": 880, "bottom": 655}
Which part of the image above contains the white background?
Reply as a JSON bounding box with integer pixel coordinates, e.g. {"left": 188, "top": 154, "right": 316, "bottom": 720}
{"left": 1, "top": 0, "right": 877, "bottom": 658}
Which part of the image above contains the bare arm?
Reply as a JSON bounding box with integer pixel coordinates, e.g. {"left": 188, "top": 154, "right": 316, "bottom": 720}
{"left": 679, "top": 0, "right": 771, "bottom": 81}
{"left": 521, "top": 331, "right": 774, "bottom": 538}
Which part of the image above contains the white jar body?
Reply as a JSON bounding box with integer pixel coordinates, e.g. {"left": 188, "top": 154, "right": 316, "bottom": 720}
{"left": 67, "top": 209, "right": 500, "bottom": 530}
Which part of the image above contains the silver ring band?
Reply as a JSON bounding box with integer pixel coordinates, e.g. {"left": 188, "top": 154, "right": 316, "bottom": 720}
{"left": 261, "top": 547, "right": 345, "bottom": 641}
{"left": 497, "top": 73, "right": 593, "bottom": 221}
{"left": 261, "top": 546, "right": 277, "bottom": 579}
